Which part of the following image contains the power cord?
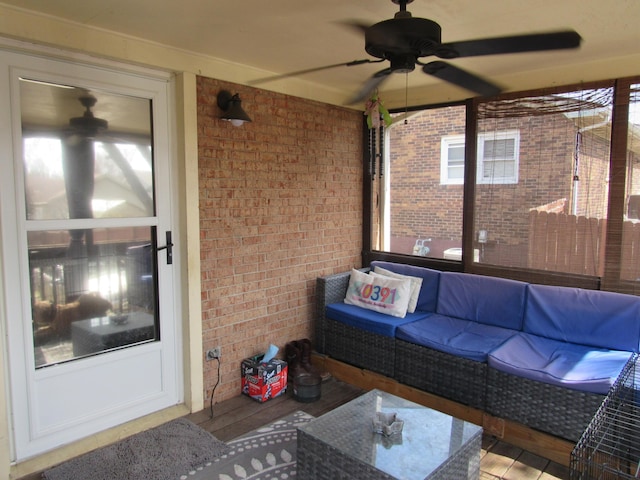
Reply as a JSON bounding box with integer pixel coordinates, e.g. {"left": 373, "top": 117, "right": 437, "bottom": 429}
{"left": 209, "top": 357, "right": 221, "bottom": 419}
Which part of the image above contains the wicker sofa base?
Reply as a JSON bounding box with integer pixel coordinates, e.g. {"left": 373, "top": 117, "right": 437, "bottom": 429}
{"left": 316, "top": 267, "right": 623, "bottom": 443}
{"left": 395, "top": 339, "right": 487, "bottom": 410}
{"left": 324, "top": 317, "right": 395, "bottom": 378}
{"left": 486, "top": 367, "right": 605, "bottom": 442}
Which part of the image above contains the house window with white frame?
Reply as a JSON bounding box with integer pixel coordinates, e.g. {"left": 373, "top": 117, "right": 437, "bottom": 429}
{"left": 441, "top": 130, "right": 519, "bottom": 185}
{"left": 440, "top": 135, "right": 465, "bottom": 185}
{"left": 477, "top": 130, "right": 519, "bottom": 184}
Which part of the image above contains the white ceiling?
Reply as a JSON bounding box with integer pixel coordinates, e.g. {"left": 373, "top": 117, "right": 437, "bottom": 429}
{"left": 2, "top": 0, "right": 640, "bottom": 108}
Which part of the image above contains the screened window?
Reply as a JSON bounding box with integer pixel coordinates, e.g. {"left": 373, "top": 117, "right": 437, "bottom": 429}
{"left": 375, "top": 105, "right": 466, "bottom": 259}
{"left": 621, "top": 83, "right": 640, "bottom": 291}
{"left": 368, "top": 80, "right": 640, "bottom": 293}
{"left": 474, "top": 87, "right": 612, "bottom": 274}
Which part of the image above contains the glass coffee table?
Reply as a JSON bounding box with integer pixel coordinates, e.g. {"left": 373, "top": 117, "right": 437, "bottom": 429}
{"left": 297, "top": 389, "right": 482, "bottom": 480}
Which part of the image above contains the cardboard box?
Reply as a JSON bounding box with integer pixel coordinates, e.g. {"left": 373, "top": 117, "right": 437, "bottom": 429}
{"left": 241, "top": 354, "right": 288, "bottom": 402}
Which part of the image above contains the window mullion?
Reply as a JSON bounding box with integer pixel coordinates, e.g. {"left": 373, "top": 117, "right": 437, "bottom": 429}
{"left": 463, "top": 99, "right": 478, "bottom": 271}
{"left": 602, "top": 79, "right": 631, "bottom": 291}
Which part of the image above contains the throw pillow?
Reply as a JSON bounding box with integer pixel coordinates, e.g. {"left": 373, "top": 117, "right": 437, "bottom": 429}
{"left": 372, "top": 266, "right": 423, "bottom": 313}
{"left": 344, "top": 269, "right": 412, "bottom": 318}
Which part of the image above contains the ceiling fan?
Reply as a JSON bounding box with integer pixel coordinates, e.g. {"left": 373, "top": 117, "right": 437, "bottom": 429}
{"left": 252, "top": 0, "right": 581, "bottom": 104}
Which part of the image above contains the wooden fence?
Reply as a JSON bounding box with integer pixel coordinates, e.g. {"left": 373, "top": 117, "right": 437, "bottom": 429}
{"left": 528, "top": 211, "right": 640, "bottom": 280}
{"left": 528, "top": 210, "right": 605, "bottom": 277}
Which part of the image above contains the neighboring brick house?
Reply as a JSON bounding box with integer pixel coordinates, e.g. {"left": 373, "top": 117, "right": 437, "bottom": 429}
{"left": 386, "top": 103, "right": 619, "bottom": 268}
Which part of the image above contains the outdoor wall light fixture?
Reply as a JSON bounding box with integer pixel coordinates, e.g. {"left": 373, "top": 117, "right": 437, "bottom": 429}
{"left": 217, "top": 90, "right": 252, "bottom": 127}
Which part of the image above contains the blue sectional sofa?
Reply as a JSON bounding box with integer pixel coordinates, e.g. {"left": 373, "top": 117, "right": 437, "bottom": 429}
{"left": 315, "top": 261, "right": 640, "bottom": 442}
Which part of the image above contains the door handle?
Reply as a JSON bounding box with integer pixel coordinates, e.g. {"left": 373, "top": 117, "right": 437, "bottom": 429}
{"left": 157, "top": 231, "right": 173, "bottom": 265}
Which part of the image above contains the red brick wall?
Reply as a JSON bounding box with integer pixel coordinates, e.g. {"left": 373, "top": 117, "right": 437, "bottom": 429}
{"left": 197, "top": 77, "right": 363, "bottom": 403}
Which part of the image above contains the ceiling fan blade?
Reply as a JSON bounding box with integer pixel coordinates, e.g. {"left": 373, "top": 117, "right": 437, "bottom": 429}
{"left": 345, "top": 68, "right": 393, "bottom": 105}
{"left": 338, "top": 20, "right": 370, "bottom": 36}
{"left": 249, "top": 59, "right": 380, "bottom": 85}
{"left": 423, "top": 61, "right": 502, "bottom": 97}
{"left": 437, "top": 30, "right": 581, "bottom": 58}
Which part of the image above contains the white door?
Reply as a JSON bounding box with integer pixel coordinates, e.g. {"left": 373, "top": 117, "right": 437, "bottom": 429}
{"left": 0, "top": 50, "right": 183, "bottom": 460}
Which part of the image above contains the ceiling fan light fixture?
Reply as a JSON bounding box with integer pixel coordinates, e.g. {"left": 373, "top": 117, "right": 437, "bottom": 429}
{"left": 217, "top": 90, "right": 252, "bottom": 127}
{"left": 389, "top": 54, "right": 416, "bottom": 74}
{"left": 69, "top": 94, "right": 108, "bottom": 137}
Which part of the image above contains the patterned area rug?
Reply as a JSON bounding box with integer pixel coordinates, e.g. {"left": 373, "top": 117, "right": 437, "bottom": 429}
{"left": 180, "top": 410, "right": 315, "bottom": 480}
{"left": 43, "top": 418, "right": 230, "bottom": 480}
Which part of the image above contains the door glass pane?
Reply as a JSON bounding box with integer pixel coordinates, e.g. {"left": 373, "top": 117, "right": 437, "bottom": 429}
{"left": 21, "top": 79, "right": 154, "bottom": 220}
{"left": 30, "top": 227, "right": 158, "bottom": 368}
{"left": 20, "top": 78, "right": 160, "bottom": 368}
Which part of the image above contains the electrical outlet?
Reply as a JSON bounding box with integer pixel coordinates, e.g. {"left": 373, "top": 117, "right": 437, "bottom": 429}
{"left": 206, "top": 347, "right": 221, "bottom": 360}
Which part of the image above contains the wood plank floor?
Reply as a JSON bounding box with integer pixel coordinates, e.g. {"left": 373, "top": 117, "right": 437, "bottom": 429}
{"left": 186, "top": 377, "right": 571, "bottom": 480}
{"left": 18, "top": 377, "right": 571, "bottom": 479}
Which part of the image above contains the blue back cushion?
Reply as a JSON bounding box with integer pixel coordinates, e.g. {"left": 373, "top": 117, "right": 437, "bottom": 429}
{"left": 524, "top": 284, "right": 640, "bottom": 352}
{"left": 436, "top": 272, "right": 527, "bottom": 330}
{"left": 370, "top": 261, "right": 440, "bottom": 313}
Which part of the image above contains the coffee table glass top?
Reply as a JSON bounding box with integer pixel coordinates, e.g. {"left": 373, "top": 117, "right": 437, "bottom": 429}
{"left": 298, "top": 389, "right": 482, "bottom": 479}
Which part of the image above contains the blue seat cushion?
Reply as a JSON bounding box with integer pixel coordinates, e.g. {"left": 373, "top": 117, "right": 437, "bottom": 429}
{"left": 436, "top": 272, "right": 527, "bottom": 330}
{"left": 370, "top": 261, "right": 440, "bottom": 313}
{"left": 396, "top": 314, "right": 518, "bottom": 362}
{"left": 524, "top": 284, "right": 640, "bottom": 352}
{"left": 488, "top": 333, "right": 632, "bottom": 394}
{"left": 325, "top": 303, "right": 432, "bottom": 337}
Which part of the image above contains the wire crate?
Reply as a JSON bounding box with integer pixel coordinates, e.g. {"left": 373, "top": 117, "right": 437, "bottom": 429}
{"left": 571, "top": 353, "right": 640, "bottom": 479}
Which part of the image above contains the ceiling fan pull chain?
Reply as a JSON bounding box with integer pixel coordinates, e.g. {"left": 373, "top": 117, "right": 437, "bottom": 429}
{"left": 404, "top": 73, "right": 409, "bottom": 124}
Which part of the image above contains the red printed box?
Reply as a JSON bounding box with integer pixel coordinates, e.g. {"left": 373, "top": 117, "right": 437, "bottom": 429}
{"left": 241, "top": 355, "right": 288, "bottom": 403}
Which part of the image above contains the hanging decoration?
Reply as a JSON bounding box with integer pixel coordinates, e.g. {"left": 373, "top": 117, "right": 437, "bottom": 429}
{"left": 365, "top": 91, "right": 391, "bottom": 179}
{"left": 365, "top": 90, "right": 392, "bottom": 130}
